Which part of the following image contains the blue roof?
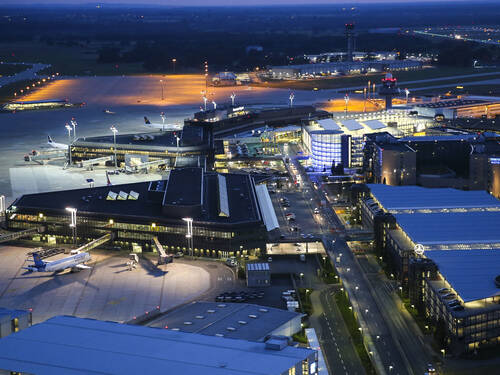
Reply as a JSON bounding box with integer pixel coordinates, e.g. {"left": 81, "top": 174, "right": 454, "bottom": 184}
{"left": 368, "top": 184, "right": 500, "bottom": 211}
{"left": 395, "top": 211, "right": 500, "bottom": 246}
{"left": 0, "top": 316, "right": 314, "bottom": 375}
{"left": 425, "top": 250, "right": 500, "bottom": 302}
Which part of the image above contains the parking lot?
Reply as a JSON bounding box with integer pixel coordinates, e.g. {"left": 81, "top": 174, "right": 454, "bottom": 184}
{"left": 0, "top": 245, "right": 217, "bottom": 323}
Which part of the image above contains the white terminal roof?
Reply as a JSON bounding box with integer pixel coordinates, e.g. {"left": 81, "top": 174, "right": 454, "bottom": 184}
{"left": 255, "top": 184, "right": 279, "bottom": 231}
{"left": 425, "top": 250, "right": 500, "bottom": 302}
{"left": 0, "top": 316, "right": 315, "bottom": 375}
{"left": 395, "top": 211, "right": 500, "bottom": 246}
{"left": 368, "top": 184, "right": 500, "bottom": 211}
{"left": 317, "top": 118, "right": 341, "bottom": 131}
{"left": 363, "top": 119, "right": 387, "bottom": 130}
{"left": 340, "top": 119, "right": 364, "bottom": 131}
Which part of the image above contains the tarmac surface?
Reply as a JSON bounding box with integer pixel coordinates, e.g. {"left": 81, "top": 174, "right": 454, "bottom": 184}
{"left": 0, "top": 74, "right": 338, "bottom": 201}
{"left": 0, "top": 245, "right": 215, "bottom": 324}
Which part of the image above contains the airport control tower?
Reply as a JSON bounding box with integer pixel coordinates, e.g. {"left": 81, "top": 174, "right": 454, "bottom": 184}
{"left": 345, "top": 23, "right": 355, "bottom": 62}
{"left": 379, "top": 73, "right": 400, "bottom": 110}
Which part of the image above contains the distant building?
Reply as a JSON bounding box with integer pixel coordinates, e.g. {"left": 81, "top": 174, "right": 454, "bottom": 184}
{"left": 246, "top": 262, "right": 271, "bottom": 287}
{"left": 0, "top": 308, "right": 31, "bottom": 338}
{"left": 151, "top": 301, "right": 303, "bottom": 341}
{"left": 411, "top": 98, "right": 500, "bottom": 120}
{"left": 0, "top": 315, "right": 318, "bottom": 375}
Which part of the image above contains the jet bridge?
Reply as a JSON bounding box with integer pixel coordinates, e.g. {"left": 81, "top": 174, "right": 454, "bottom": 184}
{"left": 0, "top": 226, "right": 45, "bottom": 244}
{"left": 77, "top": 156, "right": 114, "bottom": 169}
{"left": 74, "top": 232, "right": 114, "bottom": 253}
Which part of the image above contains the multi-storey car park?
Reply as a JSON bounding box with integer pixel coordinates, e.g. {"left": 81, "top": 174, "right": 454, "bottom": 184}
{"left": 5, "top": 167, "right": 279, "bottom": 257}
{"left": 351, "top": 184, "right": 500, "bottom": 355}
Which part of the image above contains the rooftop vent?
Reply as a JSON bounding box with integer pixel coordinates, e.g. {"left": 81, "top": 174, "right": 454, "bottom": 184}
{"left": 248, "top": 314, "right": 258, "bottom": 319}
{"left": 226, "top": 327, "right": 236, "bottom": 331}
{"left": 238, "top": 320, "right": 247, "bottom": 325}
{"left": 183, "top": 321, "right": 193, "bottom": 325}
{"left": 207, "top": 309, "right": 216, "bottom": 313}
{"left": 195, "top": 315, "right": 205, "bottom": 319}
{"left": 215, "top": 333, "right": 224, "bottom": 337}
{"left": 217, "top": 304, "right": 226, "bottom": 308}
{"left": 259, "top": 308, "right": 269, "bottom": 313}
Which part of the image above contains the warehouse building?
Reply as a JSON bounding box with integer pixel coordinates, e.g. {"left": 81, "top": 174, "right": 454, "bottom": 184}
{"left": 150, "top": 301, "right": 303, "bottom": 341}
{"left": 266, "top": 59, "right": 422, "bottom": 80}
{"left": 411, "top": 98, "right": 500, "bottom": 120}
{"left": 0, "top": 315, "right": 318, "bottom": 375}
{"left": 6, "top": 168, "right": 279, "bottom": 257}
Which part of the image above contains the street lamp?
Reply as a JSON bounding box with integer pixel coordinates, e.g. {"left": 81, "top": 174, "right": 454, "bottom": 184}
{"left": 183, "top": 217, "right": 193, "bottom": 257}
{"left": 65, "top": 207, "right": 77, "bottom": 245}
{"left": 230, "top": 92, "right": 236, "bottom": 107}
{"left": 203, "top": 95, "right": 208, "bottom": 111}
{"left": 110, "top": 125, "right": 118, "bottom": 168}
{"left": 0, "top": 195, "right": 5, "bottom": 215}
{"left": 160, "top": 112, "right": 166, "bottom": 132}
{"left": 65, "top": 124, "right": 73, "bottom": 165}
{"left": 176, "top": 135, "right": 180, "bottom": 155}
{"left": 70, "top": 117, "right": 77, "bottom": 141}
{"left": 172, "top": 58, "right": 177, "bottom": 73}
{"left": 344, "top": 93, "right": 349, "bottom": 113}
{"left": 212, "top": 101, "right": 217, "bottom": 110}
{"left": 289, "top": 92, "right": 294, "bottom": 108}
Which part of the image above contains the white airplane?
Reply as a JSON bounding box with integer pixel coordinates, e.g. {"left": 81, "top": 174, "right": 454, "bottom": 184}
{"left": 23, "top": 250, "right": 92, "bottom": 273}
{"left": 144, "top": 116, "right": 183, "bottom": 131}
{"left": 47, "top": 136, "right": 68, "bottom": 150}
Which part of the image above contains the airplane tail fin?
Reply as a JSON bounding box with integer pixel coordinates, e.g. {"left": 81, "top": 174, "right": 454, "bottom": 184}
{"left": 144, "top": 116, "right": 151, "bottom": 125}
{"left": 48, "top": 135, "right": 53, "bottom": 143}
{"left": 32, "top": 253, "right": 45, "bottom": 267}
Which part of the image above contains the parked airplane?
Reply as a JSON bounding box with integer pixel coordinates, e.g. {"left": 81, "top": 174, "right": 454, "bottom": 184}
{"left": 47, "top": 136, "right": 68, "bottom": 150}
{"left": 144, "top": 116, "right": 183, "bottom": 131}
{"left": 23, "top": 250, "right": 92, "bottom": 273}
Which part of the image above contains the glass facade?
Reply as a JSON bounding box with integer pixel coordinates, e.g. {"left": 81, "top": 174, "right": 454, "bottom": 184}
{"left": 310, "top": 133, "right": 344, "bottom": 171}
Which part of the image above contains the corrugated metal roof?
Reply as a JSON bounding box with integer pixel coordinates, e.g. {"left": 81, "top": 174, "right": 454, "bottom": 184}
{"left": 368, "top": 184, "right": 500, "bottom": 211}
{"left": 0, "top": 316, "right": 314, "bottom": 375}
{"left": 425, "top": 250, "right": 500, "bottom": 302}
{"left": 395, "top": 211, "right": 500, "bottom": 246}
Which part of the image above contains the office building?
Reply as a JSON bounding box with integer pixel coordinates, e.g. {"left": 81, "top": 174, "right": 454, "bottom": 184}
{"left": 246, "top": 262, "right": 271, "bottom": 287}
{"left": 0, "top": 315, "right": 318, "bottom": 375}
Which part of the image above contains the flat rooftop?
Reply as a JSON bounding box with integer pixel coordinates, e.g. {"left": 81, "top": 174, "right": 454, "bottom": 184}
{"left": 425, "top": 250, "right": 500, "bottom": 302}
{"left": 415, "top": 99, "right": 492, "bottom": 109}
{"left": 368, "top": 184, "right": 500, "bottom": 211}
{"left": 164, "top": 168, "right": 203, "bottom": 206}
{"left": 150, "top": 301, "right": 302, "bottom": 341}
{"left": 12, "top": 171, "right": 260, "bottom": 226}
{"left": 0, "top": 316, "right": 315, "bottom": 375}
{"left": 394, "top": 211, "right": 500, "bottom": 247}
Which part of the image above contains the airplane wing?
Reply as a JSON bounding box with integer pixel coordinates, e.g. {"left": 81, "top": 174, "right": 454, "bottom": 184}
{"left": 75, "top": 264, "right": 92, "bottom": 270}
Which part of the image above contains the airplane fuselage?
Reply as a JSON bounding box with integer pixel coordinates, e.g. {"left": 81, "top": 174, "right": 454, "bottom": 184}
{"left": 28, "top": 252, "right": 91, "bottom": 273}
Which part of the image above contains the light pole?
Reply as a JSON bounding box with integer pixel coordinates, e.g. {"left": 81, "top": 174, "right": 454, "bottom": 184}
{"left": 66, "top": 207, "right": 77, "bottom": 245}
{"left": 110, "top": 125, "right": 118, "bottom": 168}
{"left": 70, "top": 117, "right": 77, "bottom": 141}
{"left": 0, "top": 195, "right": 5, "bottom": 222}
{"left": 203, "top": 95, "right": 208, "bottom": 111}
{"left": 183, "top": 218, "right": 193, "bottom": 257}
{"left": 159, "top": 79, "right": 165, "bottom": 101}
{"left": 172, "top": 58, "right": 177, "bottom": 73}
{"left": 405, "top": 88, "right": 410, "bottom": 104}
{"left": 176, "top": 135, "right": 180, "bottom": 155}
{"left": 363, "top": 88, "right": 367, "bottom": 112}
{"left": 344, "top": 93, "right": 350, "bottom": 113}
{"left": 160, "top": 112, "right": 166, "bottom": 132}
{"left": 230, "top": 92, "right": 236, "bottom": 107}
{"left": 367, "top": 80, "right": 371, "bottom": 99}
{"left": 289, "top": 92, "right": 294, "bottom": 108}
{"left": 204, "top": 61, "right": 208, "bottom": 89}
{"left": 212, "top": 100, "right": 217, "bottom": 110}
{"left": 65, "top": 124, "right": 73, "bottom": 165}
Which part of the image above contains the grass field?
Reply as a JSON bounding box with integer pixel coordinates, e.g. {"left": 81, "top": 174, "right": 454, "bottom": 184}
{"left": 255, "top": 67, "right": 500, "bottom": 91}
{"left": 0, "top": 42, "right": 145, "bottom": 76}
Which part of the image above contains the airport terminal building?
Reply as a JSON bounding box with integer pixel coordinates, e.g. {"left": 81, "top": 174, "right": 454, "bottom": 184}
{"left": 6, "top": 168, "right": 278, "bottom": 257}
{"left": 71, "top": 124, "right": 214, "bottom": 169}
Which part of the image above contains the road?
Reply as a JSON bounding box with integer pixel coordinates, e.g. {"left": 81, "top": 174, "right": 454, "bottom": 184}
{"left": 285, "top": 143, "right": 431, "bottom": 375}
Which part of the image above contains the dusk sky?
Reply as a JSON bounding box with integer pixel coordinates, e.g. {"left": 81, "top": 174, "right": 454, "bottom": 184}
{"left": 11, "top": 0, "right": 475, "bottom": 5}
